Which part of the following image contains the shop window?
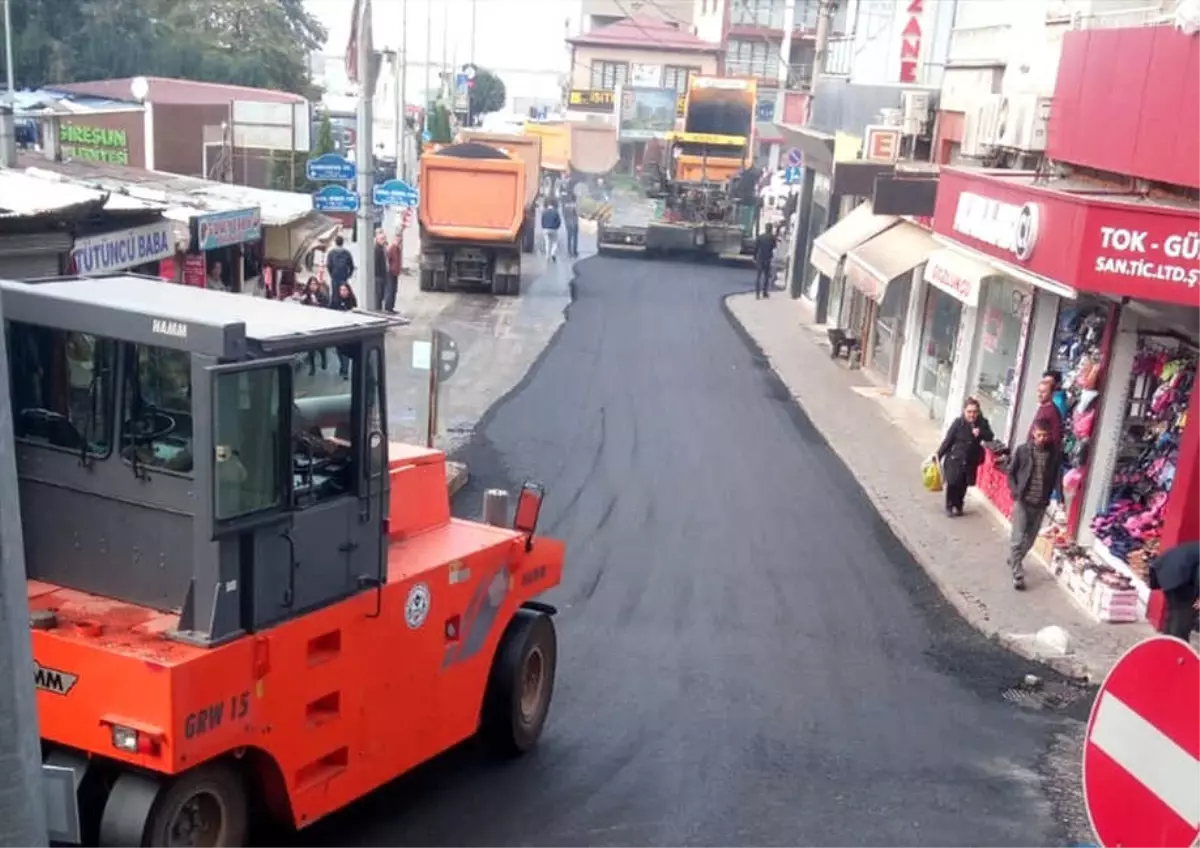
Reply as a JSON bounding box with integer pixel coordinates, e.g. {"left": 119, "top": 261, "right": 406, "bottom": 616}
{"left": 1048, "top": 300, "right": 1111, "bottom": 477}
{"left": 1091, "top": 334, "right": 1197, "bottom": 581}
{"left": 8, "top": 322, "right": 115, "bottom": 456}
{"left": 915, "top": 287, "right": 963, "bottom": 423}
{"left": 292, "top": 349, "right": 358, "bottom": 506}
{"left": 213, "top": 367, "right": 285, "bottom": 521}
{"left": 590, "top": 61, "right": 628, "bottom": 91}
{"left": 122, "top": 345, "right": 194, "bottom": 475}
{"left": 972, "top": 279, "right": 1031, "bottom": 430}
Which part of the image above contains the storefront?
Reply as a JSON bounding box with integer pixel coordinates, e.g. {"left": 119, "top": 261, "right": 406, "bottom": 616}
{"left": 189, "top": 207, "right": 263, "bottom": 293}
{"left": 841, "top": 220, "right": 939, "bottom": 387}
{"left": 69, "top": 219, "right": 179, "bottom": 277}
{"left": 929, "top": 166, "right": 1200, "bottom": 622}
{"left": 807, "top": 201, "right": 897, "bottom": 334}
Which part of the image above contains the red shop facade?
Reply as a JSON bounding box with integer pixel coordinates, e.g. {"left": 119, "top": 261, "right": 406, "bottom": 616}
{"left": 930, "top": 166, "right": 1199, "bottom": 624}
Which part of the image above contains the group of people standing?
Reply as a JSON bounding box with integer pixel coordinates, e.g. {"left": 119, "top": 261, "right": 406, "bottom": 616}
{"left": 539, "top": 191, "right": 580, "bottom": 262}
{"left": 933, "top": 372, "right": 1072, "bottom": 591}
{"left": 295, "top": 235, "right": 361, "bottom": 380}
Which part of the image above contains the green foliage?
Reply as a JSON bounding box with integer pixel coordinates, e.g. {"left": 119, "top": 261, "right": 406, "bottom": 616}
{"left": 6, "top": 0, "right": 328, "bottom": 97}
{"left": 428, "top": 104, "right": 454, "bottom": 144}
{"left": 468, "top": 68, "right": 506, "bottom": 117}
{"left": 269, "top": 111, "right": 338, "bottom": 193}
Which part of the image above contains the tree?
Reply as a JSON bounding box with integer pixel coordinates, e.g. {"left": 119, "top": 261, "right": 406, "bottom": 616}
{"left": 469, "top": 68, "right": 506, "bottom": 118}
{"left": 269, "top": 111, "right": 337, "bottom": 193}
{"left": 7, "top": 0, "right": 327, "bottom": 98}
{"left": 428, "top": 104, "right": 454, "bottom": 144}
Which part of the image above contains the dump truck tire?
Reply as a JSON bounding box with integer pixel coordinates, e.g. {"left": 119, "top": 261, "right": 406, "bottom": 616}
{"left": 106, "top": 760, "right": 248, "bottom": 848}
{"left": 504, "top": 274, "right": 521, "bottom": 296}
{"left": 482, "top": 609, "right": 557, "bottom": 757}
{"left": 419, "top": 269, "right": 434, "bottom": 292}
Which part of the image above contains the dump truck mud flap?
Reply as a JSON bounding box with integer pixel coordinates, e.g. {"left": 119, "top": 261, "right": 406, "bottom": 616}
{"left": 43, "top": 749, "right": 90, "bottom": 844}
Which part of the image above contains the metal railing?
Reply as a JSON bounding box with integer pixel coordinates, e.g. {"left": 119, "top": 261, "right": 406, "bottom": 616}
{"left": 1058, "top": 4, "right": 1176, "bottom": 29}
{"left": 724, "top": 61, "right": 813, "bottom": 89}
{"left": 946, "top": 24, "right": 1013, "bottom": 66}
{"left": 824, "top": 36, "right": 853, "bottom": 76}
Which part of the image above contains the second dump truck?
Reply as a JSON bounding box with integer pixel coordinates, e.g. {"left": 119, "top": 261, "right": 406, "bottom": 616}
{"left": 419, "top": 141, "right": 527, "bottom": 296}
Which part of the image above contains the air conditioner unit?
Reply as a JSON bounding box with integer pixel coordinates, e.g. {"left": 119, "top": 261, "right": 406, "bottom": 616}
{"left": 879, "top": 107, "right": 903, "bottom": 128}
{"left": 993, "top": 94, "right": 1052, "bottom": 151}
{"left": 961, "top": 96, "right": 1000, "bottom": 158}
{"left": 901, "top": 90, "right": 931, "bottom": 132}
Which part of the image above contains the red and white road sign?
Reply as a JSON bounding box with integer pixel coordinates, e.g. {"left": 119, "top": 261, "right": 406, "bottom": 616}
{"left": 1084, "top": 635, "right": 1200, "bottom": 848}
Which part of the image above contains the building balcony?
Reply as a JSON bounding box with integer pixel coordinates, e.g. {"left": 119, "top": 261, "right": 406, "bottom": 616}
{"left": 824, "top": 36, "right": 853, "bottom": 76}
{"left": 725, "top": 60, "right": 813, "bottom": 90}
{"left": 946, "top": 24, "right": 1013, "bottom": 67}
{"left": 1045, "top": 1, "right": 1174, "bottom": 28}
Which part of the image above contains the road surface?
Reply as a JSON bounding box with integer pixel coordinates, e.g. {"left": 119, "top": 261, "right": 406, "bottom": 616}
{"left": 300, "top": 256, "right": 1092, "bottom": 847}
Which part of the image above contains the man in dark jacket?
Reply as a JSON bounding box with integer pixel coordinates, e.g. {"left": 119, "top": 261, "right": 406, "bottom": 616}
{"left": 753, "top": 224, "right": 776, "bottom": 299}
{"left": 1149, "top": 541, "right": 1199, "bottom": 640}
{"left": 540, "top": 201, "right": 562, "bottom": 261}
{"left": 562, "top": 195, "right": 580, "bottom": 259}
{"left": 373, "top": 229, "right": 388, "bottom": 310}
{"left": 326, "top": 235, "right": 355, "bottom": 289}
{"left": 1006, "top": 419, "right": 1066, "bottom": 590}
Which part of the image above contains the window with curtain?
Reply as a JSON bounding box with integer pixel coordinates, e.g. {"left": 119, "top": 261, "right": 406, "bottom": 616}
{"left": 590, "top": 61, "right": 629, "bottom": 90}
{"left": 726, "top": 39, "right": 773, "bottom": 79}
{"left": 662, "top": 65, "right": 699, "bottom": 92}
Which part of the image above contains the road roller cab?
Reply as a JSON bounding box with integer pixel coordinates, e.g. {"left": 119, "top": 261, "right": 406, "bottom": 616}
{"left": 2, "top": 274, "right": 565, "bottom": 846}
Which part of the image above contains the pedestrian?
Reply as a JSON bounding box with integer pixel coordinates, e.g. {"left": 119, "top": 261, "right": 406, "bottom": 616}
{"left": 330, "top": 281, "right": 359, "bottom": 380}
{"left": 299, "top": 277, "right": 329, "bottom": 376}
{"left": 562, "top": 194, "right": 580, "bottom": 259}
{"left": 325, "top": 235, "right": 356, "bottom": 290}
{"left": 206, "top": 260, "right": 228, "bottom": 292}
{"left": 933, "top": 397, "right": 995, "bottom": 517}
{"left": 373, "top": 229, "right": 388, "bottom": 310}
{"left": 753, "top": 223, "right": 777, "bottom": 299}
{"left": 1030, "top": 372, "right": 1064, "bottom": 445}
{"left": 382, "top": 233, "right": 402, "bottom": 313}
{"left": 541, "top": 200, "right": 562, "bottom": 261}
{"left": 1005, "top": 419, "right": 1066, "bottom": 591}
{"left": 1148, "top": 541, "right": 1199, "bottom": 641}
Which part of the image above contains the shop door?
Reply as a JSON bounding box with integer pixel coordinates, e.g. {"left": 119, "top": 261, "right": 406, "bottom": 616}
{"left": 914, "top": 287, "right": 963, "bottom": 422}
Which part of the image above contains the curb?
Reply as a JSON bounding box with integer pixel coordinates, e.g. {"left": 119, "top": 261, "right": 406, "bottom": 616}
{"left": 446, "top": 460, "right": 469, "bottom": 497}
{"left": 720, "top": 294, "right": 1097, "bottom": 683}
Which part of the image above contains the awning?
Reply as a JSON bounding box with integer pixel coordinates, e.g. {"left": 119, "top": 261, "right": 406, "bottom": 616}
{"left": 843, "top": 221, "right": 939, "bottom": 302}
{"left": 809, "top": 202, "right": 898, "bottom": 280}
{"left": 922, "top": 246, "right": 1002, "bottom": 308}
{"left": 262, "top": 210, "right": 341, "bottom": 267}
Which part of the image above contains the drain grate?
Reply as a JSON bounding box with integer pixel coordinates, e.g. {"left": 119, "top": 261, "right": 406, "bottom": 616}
{"left": 1001, "top": 682, "right": 1091, "bottom": 712}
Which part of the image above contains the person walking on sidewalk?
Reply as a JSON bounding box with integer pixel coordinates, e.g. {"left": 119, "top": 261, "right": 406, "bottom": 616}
{"left": 562, "top": 194, "right": 580, "bottom": 259}
{"left": 379, "top": 233, "right": 401, "bottom": 314}
{"left": 753, "top": 224, "right": 777, "bottom": 299}
{"left": 1005, "top": 420, "right": 1066, "bottom": 591}
{"left": 1030, "top": 372, "right": 1064, "bottom": 445}
{"left": 373, "top": 229, "right": 389, "bottom": 310}
{"left": 330, "top": 281, "right": 359, "bottom": 379}
{"left": 1148, "top": 541, "right": 1199, "bottom": 641}
{"left": 933, "top": 397, "right": 994, "bottom": 517}
{"left": 299, "top": 277, "right": 329, "bottom": 376}
{"left": 325, "top": 235, "right": 356, "bottom": 291}
{"left": 541, "top": 200, "right": 562, "bottom": 261}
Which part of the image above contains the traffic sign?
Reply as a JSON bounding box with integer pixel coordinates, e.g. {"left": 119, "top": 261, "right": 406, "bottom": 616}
{"left": 783, "top": 166, "right": 803, "bottom": 185}
{"left": 422, "top": 130, "right": 431, "bottom": 143}
{"left": 434, "top": 329, "right": 459, "bottom": 382}
{"left": 313, "top": 185, "right": 360, "bottom": 213}
{"left": 306, "top": 152, "right": 356, "bottom": 182}
{"left": 374, "top": 178, "right": 419, "bottom": 208}
{"left": 785, "top": 147, "right": 802, "bottom": 167}
{"left": 1083, "top": 636, "right": 1199, "bottom": 848}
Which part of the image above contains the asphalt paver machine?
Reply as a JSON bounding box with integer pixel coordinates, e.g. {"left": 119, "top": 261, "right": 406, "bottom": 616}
{"left": 2, "top": 274, "right": 565, "bottom": 846}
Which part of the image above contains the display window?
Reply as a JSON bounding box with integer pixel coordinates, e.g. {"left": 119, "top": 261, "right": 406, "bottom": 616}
{"left": 1091, "top": 334, "right": 1197, "bottom": 584}
{"left": 914, "top": 287, "right": 962, "bottom": 422}
{"left": 869, "top": 275, "right": 912, "bottom": 385}
{"left": 1049, "top": 301, "right": 1113, "bottom": 508}
{"left": 971, "top": 279, "right": 1032, "bottom": 431}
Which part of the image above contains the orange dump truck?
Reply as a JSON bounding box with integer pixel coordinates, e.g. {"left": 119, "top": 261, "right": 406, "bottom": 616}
{"left": 522, "top": 122, "right": 618, "bottom": 191}
{"left": 456, "top": 130, "right": 542, "bottom": 253}
{"left": 418, "top": 141, "right": 527, "bottom": 296}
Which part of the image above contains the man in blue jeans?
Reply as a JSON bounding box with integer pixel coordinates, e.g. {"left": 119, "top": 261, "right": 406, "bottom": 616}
{"left": 540, "top": 201, "right": 562, "bottom": 261}
{"left": 325, "top": 235, "right": 355, "bottom": 290}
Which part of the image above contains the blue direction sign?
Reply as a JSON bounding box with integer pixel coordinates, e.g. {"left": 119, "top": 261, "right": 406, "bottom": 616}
{"left": 422, "top": 129, "right": 432, "bottom": 143}
{"left": 374, "top": 178, "right": 419, "bottom": 208}
{"left": 314, "top": 185, "right": 360, "bottom": 213}
{"left": 785, "top": 147, "right": 802, "bottom": 168}
{"left": 783, "top": 166, "right": 803, "bottom": 185}
{"left": 306, "top": 152, "right": 356, "bottom": 182}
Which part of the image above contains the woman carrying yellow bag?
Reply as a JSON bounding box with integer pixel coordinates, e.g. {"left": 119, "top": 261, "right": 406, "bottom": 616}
{"left": 922, "top": 456, "right": 943, "bottom": 493}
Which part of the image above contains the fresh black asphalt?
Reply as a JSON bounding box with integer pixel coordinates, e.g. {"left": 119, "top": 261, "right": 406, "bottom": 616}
{"left": 302, "top": 256, "right": 1092, "bottom": 847}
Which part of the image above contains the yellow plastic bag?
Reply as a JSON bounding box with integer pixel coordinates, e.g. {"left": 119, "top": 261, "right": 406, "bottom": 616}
{"left": 922, "top": 458, "right": 944, "bottom": 493}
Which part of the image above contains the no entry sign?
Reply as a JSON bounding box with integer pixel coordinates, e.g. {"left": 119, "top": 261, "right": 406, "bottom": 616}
{"left": 1083, "top": 636, "right": 1200, "bottom": 848}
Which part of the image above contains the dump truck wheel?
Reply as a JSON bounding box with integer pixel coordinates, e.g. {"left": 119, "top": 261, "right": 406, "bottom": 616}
{"left": 142, "top": 761, "right": 249, "bottom": 847}
{"left": 482, "top": 609, "right": 557, "bottom": 757}
{"left": 419, "top": 269, "right": 434, "bottom": 292}
{"left": 505, "top": 275, "right": 521, "bottom": 296}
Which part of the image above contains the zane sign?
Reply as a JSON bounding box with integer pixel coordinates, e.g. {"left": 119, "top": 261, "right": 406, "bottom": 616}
{"left": 898, "top": 0, "right": 926, "bottom": 84}
{"left": 952, "top": 192, "right": 1040, "bottom": 262}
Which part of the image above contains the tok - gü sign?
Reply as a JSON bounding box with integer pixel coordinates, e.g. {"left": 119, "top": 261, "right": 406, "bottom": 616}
{"left": 1091, "top": 225, "right": 1200, "bottom": 290}
{"left": 72, "top": 223, "right": 175, "bottom": 275}
{"left": 194, "top": 208, "right": 263, "bottom": 251}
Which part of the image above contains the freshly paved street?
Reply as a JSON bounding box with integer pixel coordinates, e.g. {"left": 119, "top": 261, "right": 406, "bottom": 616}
{"left": 301, "top": 256, "right": 1096, "bottom": 847}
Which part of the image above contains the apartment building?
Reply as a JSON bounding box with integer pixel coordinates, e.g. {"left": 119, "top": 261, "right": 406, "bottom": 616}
{"left": 933, "top": 0, "right": 1177, "bottom": 166}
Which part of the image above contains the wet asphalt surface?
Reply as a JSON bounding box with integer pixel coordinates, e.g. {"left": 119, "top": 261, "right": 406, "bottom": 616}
{"left": 300, "top": 255, "right": 1093, "bottom": 847}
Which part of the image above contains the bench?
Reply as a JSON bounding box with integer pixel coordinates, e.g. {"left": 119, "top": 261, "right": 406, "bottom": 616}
{"left": 826, "top": 328, "right": 861, "bottom": 361}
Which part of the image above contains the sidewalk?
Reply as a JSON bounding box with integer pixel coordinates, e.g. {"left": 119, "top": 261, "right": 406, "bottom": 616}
{"left": 725, "top": 292, "right": 1153, "bottom": 682}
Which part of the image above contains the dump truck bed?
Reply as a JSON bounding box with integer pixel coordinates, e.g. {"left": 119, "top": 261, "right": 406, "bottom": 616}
{"left": 568, "top": 124, "right": 619, "bottom": 175}
{"left": 419, "top": 153, "right": 526, "bottom": 242}
{"left": 523, "top": 122, "right": 570, "bottom": 171}
{"left": 456, "top": 131, "right": 542, "bottom": 208}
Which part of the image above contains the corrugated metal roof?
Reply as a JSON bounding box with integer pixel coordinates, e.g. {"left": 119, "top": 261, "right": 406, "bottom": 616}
{"left": 0, "top": 171, "right": 111, "bottom": 218}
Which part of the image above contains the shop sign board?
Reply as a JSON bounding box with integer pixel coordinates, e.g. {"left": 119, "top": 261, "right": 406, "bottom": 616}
{"left": 616, "top": 86, "right": 678, "bottom": 141}
{"left": 863, "top": 125, "right": 902, "bottom": 163}
{"left": 898, "top": 0, "right": 927, "bottom": 84}
{"left": 59, "top": 122, "right": 131, "bottom": 165}
{"left": 569, "top": 88, "right": 687, "bottom": 118}
{"left": 374, "top": 179, "right": 419, "bottom": 208}
{"left": 924, "top": 252, "right": 981, "bottom": 307}
{"left": 306, "top": 152, "right": 356, "bottom": 182}
{"left": 194, "top": 208, "right": 263, "bottom": 252}
{"left": 1082, "top": 636, "right": 1199, "bottom": 848}
{"left": 934, "top": 169, "right": 1200, "bottom": 307}
{"left": 72, "top": 222, "right": 175, "bottom": 275}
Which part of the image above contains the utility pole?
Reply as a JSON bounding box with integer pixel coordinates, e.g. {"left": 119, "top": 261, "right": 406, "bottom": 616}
{"left": 441, "top": 3, "right": 448, "bottom": 98}
{"left": 354, "top": 0, "right": 377, "bottom": 312}
{"left": 396, "top": 0, "right": 407, "bottom": 180}
{"left": 0, "top": 287, "right": 49, "bottom": 846}
{"left": 470, "top": 0, "right": 477, "bottom": 65}
{"left": 3, "top": 0, "right": 15, "bottom": 104}
{"left": 811, "top": 0, "right": 834, "bottom": 114}
{"left": 778, "top": 0, "right": 795, "bottom": 86}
